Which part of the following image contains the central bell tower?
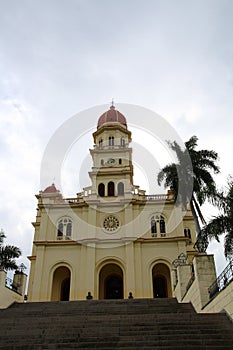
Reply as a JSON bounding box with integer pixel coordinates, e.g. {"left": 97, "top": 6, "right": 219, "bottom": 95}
{"left": 89, "top": 104, "right": 133, "bottom": 198}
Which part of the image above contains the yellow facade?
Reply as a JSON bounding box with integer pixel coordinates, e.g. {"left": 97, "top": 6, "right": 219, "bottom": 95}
{"left": 27, "top": 105, "right": 197, "bottom": 302}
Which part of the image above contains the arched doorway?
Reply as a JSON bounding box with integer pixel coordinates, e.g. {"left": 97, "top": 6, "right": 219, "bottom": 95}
{"left": 99, "top": 263, "right": 124, "bottom": 299}
{"left": 152, "top": 263, "right": 172, "bottom": 298}
{"left": 51, "top": 266, "right": 71, "bottom": 301}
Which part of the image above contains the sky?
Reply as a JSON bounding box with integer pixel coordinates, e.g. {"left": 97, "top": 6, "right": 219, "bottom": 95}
{"left": 0, "top": 0, "right": 233, "bottom": 277}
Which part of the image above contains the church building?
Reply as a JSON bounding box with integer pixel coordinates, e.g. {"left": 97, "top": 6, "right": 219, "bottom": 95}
{"left": 27, "top": 105, "right": 197, "bottom": 302}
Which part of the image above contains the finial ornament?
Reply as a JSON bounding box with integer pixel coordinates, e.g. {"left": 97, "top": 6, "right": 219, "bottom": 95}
{"left": 110, "top": 98, "right": 115, "bottom": 109}
{"left": 19, "top": 263, "right": 27, "bottom": 272}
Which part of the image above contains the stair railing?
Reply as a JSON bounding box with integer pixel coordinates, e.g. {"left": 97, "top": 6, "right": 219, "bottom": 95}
{"left": 208, "top": 259, "right": 233, "bottom": 299}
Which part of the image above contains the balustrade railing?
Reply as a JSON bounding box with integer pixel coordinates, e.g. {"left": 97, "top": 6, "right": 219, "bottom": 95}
{"left": 146, "top": 194, "right": 169, "bottom": 201}
{"left": 94, "top": 145, "right": 129, "bottom": 150}
{"left": 64, "top": 193, "right": 170, "bottom": 203}
{"left": 208, "top": 259, "right": 233, "bottom": 299}
{"left": 5, "top": 276, "right": 14, "bottom": 289}
{"left": 5, "top": 276, "right": 18, "bottom": 292}
{"left": 5, "top": 275, "right": 24, "bottom": 295}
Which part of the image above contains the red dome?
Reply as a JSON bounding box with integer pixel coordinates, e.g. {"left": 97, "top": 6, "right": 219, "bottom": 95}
{"left": 43, "top": 183, "right": 58, "bottom": 193}
{"left": 97, "top": 105, "right": 127, "bottom": 128}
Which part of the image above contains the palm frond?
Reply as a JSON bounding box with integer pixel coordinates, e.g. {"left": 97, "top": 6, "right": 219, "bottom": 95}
{"left": 0, "top": 241, "right": 22, "bottom": 271}
{"left": 201, "top": 215, "right": 229, "bottom": 241}
{"left": 0, "top": 229, "right": 6, "bottom": 245}
{"left": 185, "top": 135, "right": 198, "bottom": 151}
{"left": 157, "top": 135, "right": 220, "bottom": 252}
{"left": 224, "top": 230, "right": 233, "bottom": 258}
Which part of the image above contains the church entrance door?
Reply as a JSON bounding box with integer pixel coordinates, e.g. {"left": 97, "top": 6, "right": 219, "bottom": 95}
{"left": 152, "top": 263, "right": 172, "bottom": 298}
{"left": 105, "top": 274, "right": 123, "bottom": 299}
{"left": 61, "top": 277, "right": 70, "bottom": 301}
{"left": 153, "top": 276, "right": 167, "bottom": 298}
{"left": 99, "top": 263, "right": 124, "bottom": 299}
{"left": 51, "top": 266, "right": 71, "bottom": 301}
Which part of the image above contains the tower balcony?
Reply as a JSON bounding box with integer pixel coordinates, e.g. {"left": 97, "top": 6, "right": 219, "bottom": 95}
{"left": 92, "top": 144, "right": 129, "bottom": 150}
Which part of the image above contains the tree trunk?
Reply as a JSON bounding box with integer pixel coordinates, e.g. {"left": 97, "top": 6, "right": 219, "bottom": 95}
{"left": 190, "top": 197, "right": 201, "bottom": 236}
{"left": 190, "top": 195, "right": 208, "bottom": 253}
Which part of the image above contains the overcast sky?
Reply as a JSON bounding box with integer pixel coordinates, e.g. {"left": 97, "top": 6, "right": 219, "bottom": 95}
{"left": 0, "top": 0, "right": 233, "bottom": 276}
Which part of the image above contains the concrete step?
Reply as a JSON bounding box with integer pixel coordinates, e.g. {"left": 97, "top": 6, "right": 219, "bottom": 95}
{"left": 5, "top": 298, "right": 195, "bottom": 314}
{"left": 0, "top": 298, "right": 233, "bottom": 349}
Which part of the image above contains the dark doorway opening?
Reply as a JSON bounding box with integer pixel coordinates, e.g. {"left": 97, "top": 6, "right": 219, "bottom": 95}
{"left": 99, "top": 263, "right": 124, "bottom": 299}
{"left": 105, "top": 274, "right": 123, "bottom": 299}
{"left": 153, "top": 276, "right": 167, "bottom": 298}
{"left": 61, "top": 277, "right": 70, "bottom": 301}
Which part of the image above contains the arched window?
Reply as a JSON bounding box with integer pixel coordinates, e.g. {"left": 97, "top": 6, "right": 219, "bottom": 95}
{"left": 108, "top": 181, "right": 115, "bottom": 196}
{"left": 57, "top": 218, "right": 72, "bottom": 240}
{"left": 160, "top": 216, "right": 166, "bottom": 234}
{"left": 120, "top": 138, "right": 125, "bottom": 147}
{"left": 151, "top": 216, "right": 157, "bottom": 236}
{"left": 57, "top": 222, "right": 63, "bottom": 238}
{"left": 66, "top": 222, "right": 72, "bottom": 238}
{"left": 99, "top": 139, "right": 103, "bottom": 148}
{"left": 119, "top": 158, "right": 122, "bottom": 165}
{"left": 109, "top": 136, "right": 114, "bottom": 147}
{"left": 98, "top": 183, "right": 105, "bottom": 197}
{"left": 184, "top": 228, "right": 191, "bottom": 240}
{"left": 101, "top": 159, "right": 104, "bottom": 166}
{"left": 118, "top": 182, "right": 124, "bottom": 196}
{"left": 151, "top": 215, "right": 166, "bottom": 237}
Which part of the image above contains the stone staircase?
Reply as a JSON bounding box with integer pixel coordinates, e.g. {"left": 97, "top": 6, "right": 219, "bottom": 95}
{"left": 0, "top": 298, "right": 233, "bottom": 349}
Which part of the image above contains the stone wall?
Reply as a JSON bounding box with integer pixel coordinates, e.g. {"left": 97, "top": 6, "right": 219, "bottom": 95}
{"left": 180, "top": 254, "right": 217, "bottom": 312}
{"left": 0, "top": 270, "right": 26, "bottom": 309}
{"left": 201, "top": 281, "right": 233, "bottom": 320}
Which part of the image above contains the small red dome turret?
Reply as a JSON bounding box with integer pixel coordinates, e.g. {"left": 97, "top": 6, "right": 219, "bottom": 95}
{"left": 43, "top": 183, "right": 58, "bottom": 193}
{"left": 97, "top": 104, "right": 127, "bottom": 129}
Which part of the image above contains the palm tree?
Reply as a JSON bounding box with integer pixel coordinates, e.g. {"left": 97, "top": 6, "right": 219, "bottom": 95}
{"left": 0, "top": 229, "right": 5, "bottom": 245}
{"left": 0, "top": 229, "right": 21, "bottom": 271}
{"left": 157, "top": 136, "right": 219, "bottom": 252}
{"left": 201, "top": 178, "right": 233, "bottom": 258}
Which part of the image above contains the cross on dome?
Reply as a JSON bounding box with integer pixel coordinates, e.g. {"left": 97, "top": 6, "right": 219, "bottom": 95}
{"left": 110, "top": 99, "right": 115, "bottom": 109}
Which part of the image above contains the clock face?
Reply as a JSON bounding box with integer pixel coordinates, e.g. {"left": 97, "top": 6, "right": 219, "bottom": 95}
{"left": 103, "top": 215, "right": 120, "bottom": 232}
{"left": 107, "top": 158, "right": 115, "bottom": 165}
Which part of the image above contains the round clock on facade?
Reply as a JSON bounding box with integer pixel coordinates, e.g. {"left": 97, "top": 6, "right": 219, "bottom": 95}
{"left": 103, "top": 215, "right": 120, "bottom": 232}
{"left": 107, "top": 158, "right": 115, "bottom": 165}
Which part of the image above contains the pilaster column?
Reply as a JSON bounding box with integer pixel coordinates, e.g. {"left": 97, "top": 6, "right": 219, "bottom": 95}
{"left": 134, "top": 242, "right": 143, "bottom": 298}
{"left": 176, "top": 264, "right": 192, "bottom": 301}
{"left": 125, "top": 242, "right": 135, "bottom": 298}
{"left": 193, "top": 254, "right": 217, "bottom": 309}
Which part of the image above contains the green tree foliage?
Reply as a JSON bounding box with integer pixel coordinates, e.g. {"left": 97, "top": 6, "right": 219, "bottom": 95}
{"left": 157, "top": 136, "right": 219, "bottom": 251}
{"left": 0, "top": 229, "right": 21, "bottom": 271}
{"left": 201, "top": 178, "right": 233, "bottom": 258}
